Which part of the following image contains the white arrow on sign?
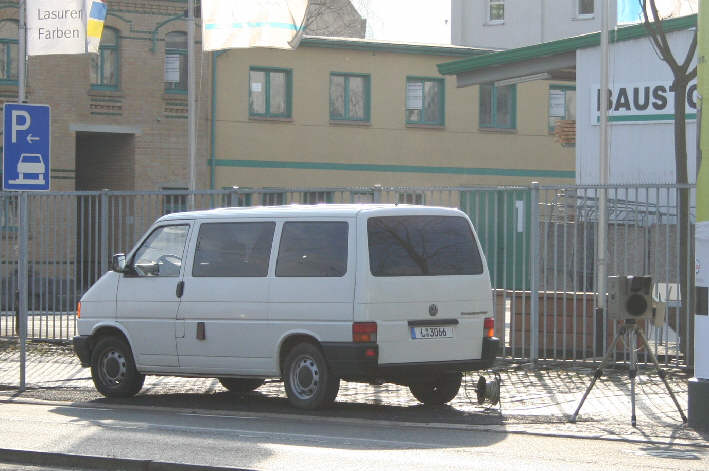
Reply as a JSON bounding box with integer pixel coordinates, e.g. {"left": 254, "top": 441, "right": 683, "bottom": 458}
{"left": 26, "top": 134, "right": 40, "bottom": 143}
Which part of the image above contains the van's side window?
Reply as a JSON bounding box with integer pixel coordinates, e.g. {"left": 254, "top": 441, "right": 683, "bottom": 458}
{"left": 276, "top": 222, "right": 348, "bottom": 277}
{"left": 132, "top": 225, "right": 189, "bottom": 277}
{"left": 193, "top": 222, "right": 275, "bottom": 277}
{"left": 368, "top": 216, "right": 483, "bottom": 276}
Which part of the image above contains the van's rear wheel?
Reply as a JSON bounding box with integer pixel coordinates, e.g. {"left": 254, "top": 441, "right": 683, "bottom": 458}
{"left": 283, "top": 343, "right": 340, "bottom": 409}
{"left": 91, "top": 335, "right": 144, "bottom": 398}
{"left": 409, "top": 373, "right": 462, "bottom": 406}
{"left": 218, "top": 377, "right": 265, "bottom": 393}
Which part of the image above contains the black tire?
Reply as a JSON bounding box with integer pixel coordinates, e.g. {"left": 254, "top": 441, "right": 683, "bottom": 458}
{"left": 409, "top": 373, "right": 462, "bottom": 406}
{"left": 283, "top": 343, "right": 340, "bottom": 410}
{"left": 90, "top": 335, "right": 144, "bottom": 398}
{"left": 218, "top": 377, "right": 266, "bottom": 393}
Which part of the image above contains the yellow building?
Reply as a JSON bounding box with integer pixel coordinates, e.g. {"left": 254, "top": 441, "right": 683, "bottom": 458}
{"left": 211, "top": 37, "right": 576, "bottom": 194}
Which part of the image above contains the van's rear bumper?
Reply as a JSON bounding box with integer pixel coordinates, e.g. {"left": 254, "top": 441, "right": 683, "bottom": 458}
{"left": 322, "top": 336, "right": 499, "bottom": 383}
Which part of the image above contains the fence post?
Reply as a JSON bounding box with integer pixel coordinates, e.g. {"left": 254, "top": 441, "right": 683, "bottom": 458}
{"left": 100, "top": 189, "right": 109, "bottom": 275}
{"left": 18, "top": 191, "right": 28, "bottom": 391}
{"left": 529, "top": 182, "right": 540, "bottom": 362}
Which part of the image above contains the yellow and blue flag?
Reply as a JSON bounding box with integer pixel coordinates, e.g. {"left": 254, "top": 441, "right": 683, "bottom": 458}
{"left": 86, "top": 0, "right": 107, "bottom": 53}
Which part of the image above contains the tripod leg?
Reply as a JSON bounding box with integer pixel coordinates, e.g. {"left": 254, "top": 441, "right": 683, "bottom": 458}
{"left": 629, "top": 328, "right": 637, "bottom": 427}
{"left": 570, "top": 327, "right": 626, "bottom": 423}
{"left": 636, "top": 328, "right": 688, "bottom": 423}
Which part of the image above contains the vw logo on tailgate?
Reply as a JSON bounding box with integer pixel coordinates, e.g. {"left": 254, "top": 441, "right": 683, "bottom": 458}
{"left": 428, "top": 304, "right": 438, "bottom": 316}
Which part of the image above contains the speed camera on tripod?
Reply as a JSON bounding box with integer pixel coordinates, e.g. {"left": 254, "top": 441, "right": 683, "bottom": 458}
{"left": 607, "top": 275, "right": 653, "bottom": 320}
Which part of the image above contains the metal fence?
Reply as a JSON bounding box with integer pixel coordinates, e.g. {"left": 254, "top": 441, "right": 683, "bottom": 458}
{"left": 0, "top": 183, "right": 696, "bottom": 367}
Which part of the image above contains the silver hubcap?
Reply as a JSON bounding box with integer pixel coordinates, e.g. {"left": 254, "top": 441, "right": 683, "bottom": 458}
{"left": 99, "top": 349, "right": 127, "bottom": 386}
{"left": 289, "top": 354, "right": 320, "bottom": 400}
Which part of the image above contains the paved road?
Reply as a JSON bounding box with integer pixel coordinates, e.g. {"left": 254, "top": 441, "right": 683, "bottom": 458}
{"left": 1, "top": 400, "right": 708, "bottom": 471}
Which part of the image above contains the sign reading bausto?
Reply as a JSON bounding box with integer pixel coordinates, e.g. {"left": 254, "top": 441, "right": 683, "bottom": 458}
{"left": 591, "top": 81, "right": 698, "bottom": 124}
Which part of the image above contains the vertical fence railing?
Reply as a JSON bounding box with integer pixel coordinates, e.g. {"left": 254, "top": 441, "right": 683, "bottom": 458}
{"left": 0, "top": 184, "right": 696, "bottom": 369}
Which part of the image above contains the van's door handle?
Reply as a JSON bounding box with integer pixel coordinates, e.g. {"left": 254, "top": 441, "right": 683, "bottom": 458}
{"left": 176, "top": 281, "right": 185, "bottom": 298}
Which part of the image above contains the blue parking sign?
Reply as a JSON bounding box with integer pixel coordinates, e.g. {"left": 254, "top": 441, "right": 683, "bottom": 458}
{"left": 3, "top": 104, "right": 51, "bottom": 191}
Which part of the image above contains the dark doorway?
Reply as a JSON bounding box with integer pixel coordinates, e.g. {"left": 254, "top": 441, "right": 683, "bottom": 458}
{"left": 75, "top": 132, "right": 135, "bottom": 290}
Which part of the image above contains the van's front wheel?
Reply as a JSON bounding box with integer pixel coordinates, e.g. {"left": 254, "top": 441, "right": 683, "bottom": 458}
{"left": 283, "top": 343, "right": 340, "bottom": 409}
{"left": 409, "top": 373, "right": 462, "bottom": 406}
{"left": 91, "top": 335, "right": 144, "bottom": 398}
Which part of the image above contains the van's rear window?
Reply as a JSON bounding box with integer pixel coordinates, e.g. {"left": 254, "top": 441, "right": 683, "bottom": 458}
{"left": 367, "top": 216, "right": 483, "bottom": 276}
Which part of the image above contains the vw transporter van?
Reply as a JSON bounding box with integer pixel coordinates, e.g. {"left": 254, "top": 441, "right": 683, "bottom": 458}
{"left": 73, "top": 204, "right": 499, "bottom": 409}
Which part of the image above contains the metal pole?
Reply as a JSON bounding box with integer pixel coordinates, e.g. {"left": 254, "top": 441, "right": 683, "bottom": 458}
{"left": 529, "top": 182, "right": 540, "bottom": 361}
{"left": 187, "top": 0, "right": 197, "bottom": 210}
{"left": 18, "top": 0, "right": 25, "bottom": 102}
{"left": 597, "top": 0, "right": 610, "bottom": 316}
{"left": 18, "top": 192, "right": 28, "bottom": 391}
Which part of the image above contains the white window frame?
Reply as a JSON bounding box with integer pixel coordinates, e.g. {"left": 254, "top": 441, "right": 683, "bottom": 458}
{"left": 487, "top": 0, "right": 504, "bottom": 24}
{"left": 576, "top": 0, "right": 594, "bottom": 19}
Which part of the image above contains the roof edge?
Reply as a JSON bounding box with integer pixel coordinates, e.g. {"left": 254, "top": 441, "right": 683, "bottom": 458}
{"left": 301, "top": 36, "right": 495, "bottom": 57}
{"left": 438, "top": 14, "right": 697, "bottom": 76}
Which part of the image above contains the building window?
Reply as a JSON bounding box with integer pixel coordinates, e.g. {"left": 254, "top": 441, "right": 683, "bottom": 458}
{"left": 162, "top": 188, "right": 187, "bottom": 214}
{"left": 164, "top": 31, "right": 187, "bottom": 93}
{"left": 221, "top": 187, "right": 252, "bottom": 207}
{"left": 303, "top": 191, "right": 334, "bottom": 204}
{"left": 479, "top": 83, "right": 516, "bottom": 130}
{"left": 398, "top": 192, "right": 424, "bottom": 205}
{"left": 548, "top": 85, "right": 576, "bottom": 133}
{"left": 406, "top": 77, "right": 444, "bottom": 126}
{"left": 0, "top": 196, "right": 18, "bottom": 232}
{"left": 488, "top": 0, "right": 504, "bottom": 23}
{"left": 90, "top": 27, "right": 119, "bottom": 89}
{"left": 262, "top": 191, "right": 286, "bottom": 206}
{"left": 249, "top": 67, "right": 292, "bottom": 118}
{"left": 578, "top": 0, "right": 594, "bottom": 16}
{"left": 330, "top": 73, "right": 370, "bottom": 122}
{"left": 0, "top": 20, "right": 18, "bottom": 84}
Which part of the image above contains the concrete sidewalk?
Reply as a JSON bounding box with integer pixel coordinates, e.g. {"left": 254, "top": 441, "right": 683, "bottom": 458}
{"left": 0, "top": 338, "right": 705, "bottom": 447}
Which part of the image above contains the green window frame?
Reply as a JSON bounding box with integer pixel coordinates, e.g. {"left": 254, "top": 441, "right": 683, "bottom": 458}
{"left": 329, "top": 72, "right": 370, "bottom": 122}
{"left": 165, "top": 31, "right": 187, "bottom": 93}
{"left": 397, "top": 191, "right": 424, "bottom": 205}
{"left": 91, "top": 27, "right": 119, "bottom": 90}
{"left": 548, "top": 84, "right": 576, "bottom": 133}
{"left": 249, "top": 67, "right": 292, "bottom": 118}
{"left": 303, "top": 191, "right": 334, "bottom": 204}
{"left": 0, "top": 20, "right": 18, "bottom": 85}
{"left": 221, "top": 187, "right": 253, "bottom": 207}
{"left": 406, "top": 76, "right": 445, "bottom": 126}
{"left": 479, "top": 83, "right": 516, "bottom": 130}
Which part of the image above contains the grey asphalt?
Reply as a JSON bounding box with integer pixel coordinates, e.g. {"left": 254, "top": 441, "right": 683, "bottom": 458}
{"left": 0, "top": 338, "right": 706, "bottom": 470}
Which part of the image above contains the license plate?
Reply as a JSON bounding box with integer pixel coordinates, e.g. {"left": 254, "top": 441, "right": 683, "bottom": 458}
{"left": 410, "top": 326, "right": 454, "bottom": 339}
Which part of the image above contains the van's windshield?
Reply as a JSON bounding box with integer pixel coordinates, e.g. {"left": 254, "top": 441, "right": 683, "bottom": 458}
{"left": 367, "top": 215, "right": 484, "bottom": 276}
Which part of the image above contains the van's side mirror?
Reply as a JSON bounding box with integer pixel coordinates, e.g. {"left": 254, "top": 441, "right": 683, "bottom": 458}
{"left": 112, "top": 253, "right": 126, "bottom": 272}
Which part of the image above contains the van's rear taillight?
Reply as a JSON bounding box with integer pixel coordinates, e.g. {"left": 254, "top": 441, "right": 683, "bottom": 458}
{"left": 484, "top": 317, "right": 494, "bottom": 338}
{"left": 353, "top": 322, "right": 377, "bottom": 343}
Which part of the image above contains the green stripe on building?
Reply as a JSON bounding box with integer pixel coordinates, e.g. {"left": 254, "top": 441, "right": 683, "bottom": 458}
{"left": 214, "top": 159, "right": 575, "bottom": 179}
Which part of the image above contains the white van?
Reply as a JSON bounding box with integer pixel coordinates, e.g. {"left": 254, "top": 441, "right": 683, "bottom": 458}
{"left": 73, "top": 204, "right": 498, "bottom": 409}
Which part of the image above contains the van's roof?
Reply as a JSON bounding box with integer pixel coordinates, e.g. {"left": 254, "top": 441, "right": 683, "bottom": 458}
{"left": 158, "top": 204, "right": 464, "bottom": 222}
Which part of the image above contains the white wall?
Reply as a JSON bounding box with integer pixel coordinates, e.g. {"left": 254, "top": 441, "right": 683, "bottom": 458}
{"left": 576, "top": 29, "right": 697, "bottom": 185}
{"left": 451, "top": 0, "right": 615, "bottom": 49}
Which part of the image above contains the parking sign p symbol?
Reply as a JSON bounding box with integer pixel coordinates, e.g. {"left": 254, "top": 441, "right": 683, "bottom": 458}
{"left": 12, "top": 110, "right": 30, "bottom": 144}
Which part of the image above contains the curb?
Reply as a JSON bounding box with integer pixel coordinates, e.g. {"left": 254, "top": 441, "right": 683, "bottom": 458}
{"left": 0, "top": 448, "right": 256, "bottom": 471}
{"left": 2, "top": 396, "right": 706, "bottom": 449}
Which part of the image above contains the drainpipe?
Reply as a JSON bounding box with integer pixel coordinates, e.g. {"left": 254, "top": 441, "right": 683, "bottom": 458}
{"left": 210, "top": 51, "right": 225, "bottom": 190}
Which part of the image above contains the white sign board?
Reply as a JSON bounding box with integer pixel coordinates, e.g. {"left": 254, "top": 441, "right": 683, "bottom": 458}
{"left": 201, "top": 0, "right": 309, "bottom": 51}
{"left": 164, "top": 55, "right": 181, "bottom": 83}
{"left": 406, "top": 82, "right": 423, "bottom": 110}
{"left": 590, "top": 80, "right": 698, "bottom": 124}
